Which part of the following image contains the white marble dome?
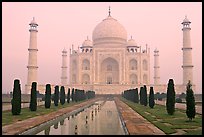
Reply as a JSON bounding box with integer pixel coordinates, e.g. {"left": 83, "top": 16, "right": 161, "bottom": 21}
{"left": 82, "top": 38, "right": 92, "bottom": 47}
{"left": 127, "top": 38, "right": 137, "bottom": 47}
{"left": 92, "top": 16, "right": 127, "bottom": 45}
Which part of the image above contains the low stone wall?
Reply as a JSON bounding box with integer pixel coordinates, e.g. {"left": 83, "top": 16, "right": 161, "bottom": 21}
{"left": 26, "top": 84, "right": 196, "bottom": 95}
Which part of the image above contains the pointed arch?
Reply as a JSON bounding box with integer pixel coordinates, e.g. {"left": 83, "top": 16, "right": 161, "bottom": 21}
{"left": 130, "top": 74, "right": 138, "bottom": 84}
{"left": 143, "top": 59, "right": 148, "bottom": 71}
{"left": 82, "top": 59, "right": 90, "bottom": 70}
{"left": 82, "top": 74, "right": 90, "bottom": 84}
{"left": 129, "top": 59, "right": 137, "bottom": 70}
{"left": 143, "top": 74, "right": 148, "bottom": 84}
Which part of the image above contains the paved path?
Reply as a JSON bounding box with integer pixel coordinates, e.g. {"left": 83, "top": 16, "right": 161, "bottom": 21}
{"left": 114, "top": 97, "right": 165, "bottom": 135}
{"left": 155, "top": 100, "right": 202, "bottom": 115}
{"left": 2, "top": 98, "right": 102, "bottom": 135}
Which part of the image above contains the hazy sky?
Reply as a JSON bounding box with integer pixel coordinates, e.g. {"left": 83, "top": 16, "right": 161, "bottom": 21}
{"left": 2, "top": 2, "right": 202, "bottom": 94}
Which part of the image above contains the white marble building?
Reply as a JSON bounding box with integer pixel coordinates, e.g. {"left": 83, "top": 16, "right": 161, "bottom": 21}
{"left": 25, "top": 10, "right": 195, "bottom": 94}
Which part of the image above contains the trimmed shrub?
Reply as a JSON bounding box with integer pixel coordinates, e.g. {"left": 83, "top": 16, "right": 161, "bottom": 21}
{"left": 67, "top": 88, "right": 70, "bottom": 103}
{"left": 143, "top": 85, "right": 148, "bottom": 106}
{"left": 175, "top": 98, "right": 182, "bottom": 103}
{"left": 179, "top": 92, "right": 186, "bottom": 99}
{"left": 186, "top": 81, "right": 196, "bottom": 121}
{"left": 71, "top": 88, "right": 75, "bottom": 102}
{"left": 86, "top": 90, "right": 95, "bottom": 99}
{"left": 60, "top": 86, "right": 65, "bottom": 105}
{"left": 139, "top": 87, "right": 144, "bottom": 105}
{"left": 75, "top": 89, "right": 78, "bottom": 102}
{"left": 135, "top": 88, "right": 139, "bottom": 103}
{"left": 29, "top": 82, "right": 37, "bottom": 111}
{"left": 45, "top": 84, "right": 51, "bottom": 108}
{"left": 149, "top": 86, "right": 155, "bottom": 108}
{"left": 11, "top": 79, "right": 21, "bottom": 115}
{"left": 166, "top": 79, "right": 175, "bottom": 115}
{"left": 54, "top": 85, "right": 59, "bottom": 106}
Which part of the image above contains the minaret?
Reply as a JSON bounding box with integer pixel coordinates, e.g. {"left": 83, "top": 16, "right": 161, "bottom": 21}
{"left": 61, "top": 48, "right": 67, "bottom": 85}
{"left": 181, "top": 16, "right": 193, "bottom": 85}
{"left": 25, "top": 17, "right": 38, "bottom": 94}
{"left": 154, "top": 48, "right": 160, "bottom": 85}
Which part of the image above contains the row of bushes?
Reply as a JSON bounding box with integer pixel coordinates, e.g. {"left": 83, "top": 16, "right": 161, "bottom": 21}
{"left": 122, "top": 85, "right": 155, "bottom": 108}
{"left": 42, "top": 84, "right": 96, "bottom": 109}
{"left": 122, "top": 79, "right": 196, "bottom": 121}
{"left": 11, "top": 79, "right": 95, "bottom": 115}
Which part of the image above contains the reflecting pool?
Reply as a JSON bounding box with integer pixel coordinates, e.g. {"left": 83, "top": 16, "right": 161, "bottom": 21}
{"left": 29, "top": 100, "right": 126, "bottom": 135}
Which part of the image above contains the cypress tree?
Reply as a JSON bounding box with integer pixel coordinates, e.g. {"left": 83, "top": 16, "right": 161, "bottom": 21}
{"left": 166, "top": 79, "right": 175, "bottom": 115}
{"left": 60, "top": 86, "right": 65, "bottom": 105}
{"left": 54, "top": 85, "right": 59, "bottom": 106}
{"left": 45, "top": 84, "right": 51, "bottom": 108}
{"left": 11, "top": 79, "right": 21, "bottom": 115}
{"left": 29, "top": 82, "right": 37, "bottom": 111}
{"left": 131, "top": 89, "right": 135, "bottom": 103}
{"left": 67, "top": 88, "right": 70, "bottom": 103}
{"left": 75, "top": 89, "right": 78, "bottom": 102}
{"left": 143, "top": 85, "right": 148, "bottom": 106}
{"left": 149, "top": 86, "right": 155, "bottom": 108}
{"left": 71, "top": 88, "right": 75, "bottom": 102}
{"left": 186, "top": 81, "right": 196, "bottom": 121}
{"left": 135, "top": 88, "right": 139, "bottom": 103}
{"left": 139, "top": 87, "right": 143, "bottom": 105}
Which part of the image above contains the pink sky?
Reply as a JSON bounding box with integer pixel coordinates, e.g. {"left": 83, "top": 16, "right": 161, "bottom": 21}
{"left": 2, "top": 2, "right": 202, "bottom": 94}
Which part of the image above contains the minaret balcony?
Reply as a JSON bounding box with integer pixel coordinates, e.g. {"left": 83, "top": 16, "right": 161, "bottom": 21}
{"left": 182, "top": 47, "right": 192, "bottom": 50}
{"left": 28, "top": 48, "right": 38, "bottom": 51}
{"left": 182, "top": 65, "right": 194, "bottom": 68}
{"left": 27, "top": 66, "right": 38, "bottom": 68}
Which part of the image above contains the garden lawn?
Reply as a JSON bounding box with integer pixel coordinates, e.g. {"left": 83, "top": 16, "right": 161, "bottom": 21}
{"left": 2, "top": 101, "right": 84, "bottom": 126}
{"left": 121, "top": 97, "right": 202, "bottom": 135}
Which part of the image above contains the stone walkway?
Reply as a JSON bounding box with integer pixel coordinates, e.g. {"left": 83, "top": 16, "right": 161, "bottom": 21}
{"left": 2, "top": 98, "right": 102, "bottom": 135}
{"left": 114, "top": 97, "right": 165, "bottom": 135}
{"left": 155, "top": 100, "right": 202, "bottom": 115}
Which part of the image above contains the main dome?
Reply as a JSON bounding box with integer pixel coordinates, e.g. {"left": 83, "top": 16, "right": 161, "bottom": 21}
{"left": 92, "top": 15, "right": 127, "bottom": 45}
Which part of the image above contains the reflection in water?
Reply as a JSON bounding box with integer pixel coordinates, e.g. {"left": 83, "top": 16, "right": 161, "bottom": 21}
{"left": 75, "top": 125, "right": 78, "bottom": 135}
{"left": 44, "top": 127, "right": 50, "bottom": 135}
{"left": 60, "top": 120, "right": 64, "bottom": 125}
{"left": 53, "top": 122, "right": 58, "bottom": 129}
{"left": 36, "top": 100, "right": 125, "bottom": 135}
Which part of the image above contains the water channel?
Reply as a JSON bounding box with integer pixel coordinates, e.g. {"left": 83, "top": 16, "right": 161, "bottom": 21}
{"left": 21, "top": 98, "right": 128, "bottom": 135}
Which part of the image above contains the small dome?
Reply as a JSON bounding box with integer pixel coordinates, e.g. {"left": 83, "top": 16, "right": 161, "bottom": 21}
{"left": 29, "top": 17, "right": 38, "bottom": 25}
{"left": 92, "top": 15, "right": 127, "bottom": 45}
{"left": 62, "top": 48, "right": 67, "bottom": 53}
{"left": 82, "top": 37, "right": 92, "bottom": 47}
{"left": 182, "top": 16, "right": 191, "bottom": 24}
{"left": 154, "top": 48, "right": 159, "bottom": 52}
{"left": 127, "top": 37, "right": 137, "bottom": 47}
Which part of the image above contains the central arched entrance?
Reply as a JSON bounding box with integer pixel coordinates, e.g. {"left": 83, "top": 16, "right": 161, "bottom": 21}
{"left": 100, "top": 57, "right": 119, "bottom": 84}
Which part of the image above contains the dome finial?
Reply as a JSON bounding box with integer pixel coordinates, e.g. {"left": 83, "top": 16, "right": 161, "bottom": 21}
{"left": 108, "top": 6, "right": 111, "bottom": 16}
{"left": 87, "top": 36, "right": 89, "bottom": 40}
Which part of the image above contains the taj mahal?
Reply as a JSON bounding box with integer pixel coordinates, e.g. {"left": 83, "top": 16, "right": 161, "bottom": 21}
{"left": 25, "top": 8, "right": 195, "bottom": 94}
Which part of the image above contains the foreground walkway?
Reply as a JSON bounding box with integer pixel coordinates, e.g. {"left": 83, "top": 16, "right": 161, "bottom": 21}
{"left": 2, "top": 98, "right": 102, "bottom": 135}
{"left": 114, "top": 97, "right": 165, "bottom": 135}
{"left": 155, "top": 100, "right": 202, "bottom": 115}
